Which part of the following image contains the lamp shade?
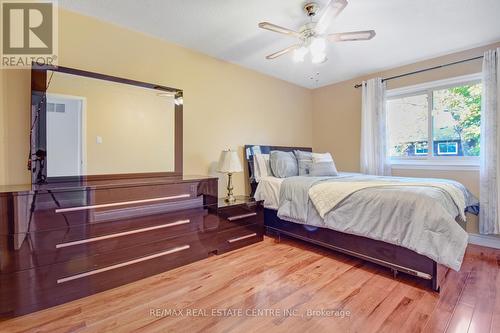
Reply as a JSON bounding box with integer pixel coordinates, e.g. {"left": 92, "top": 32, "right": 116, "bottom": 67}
{"left": 217, "top": 150, "right": 243, "bottom": 173}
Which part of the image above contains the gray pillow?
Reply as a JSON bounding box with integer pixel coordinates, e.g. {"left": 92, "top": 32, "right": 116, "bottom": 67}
{"left": 294, "top": 150, "right": 313, "bottom": 175}
{"left": 309, "top": 161, "right": 339, "bottom": 176}
{"left": 269, "top": 151, "right": 298, "bottom": 178}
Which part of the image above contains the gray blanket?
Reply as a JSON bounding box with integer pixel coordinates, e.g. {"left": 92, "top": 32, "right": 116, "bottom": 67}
{"left": 277, "top": 173, "right": 479, "bottom": 270}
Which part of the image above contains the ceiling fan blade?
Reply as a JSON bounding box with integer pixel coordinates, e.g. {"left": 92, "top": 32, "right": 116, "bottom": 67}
{"left": 258, "top": 22, "right": 300, "bottom": 38}
{"left": 315, "top": 0, "right": 348, "bottom": 34}
{"left": 327, "top": 30, "right": 376, "bottom": 42}
{"left": 266, "top": 44, "right": 300, "bottom": 59}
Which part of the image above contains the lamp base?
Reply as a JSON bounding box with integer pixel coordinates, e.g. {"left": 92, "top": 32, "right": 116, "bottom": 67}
{"left": 225, "top": 172, "right": 236, "bottom": 203}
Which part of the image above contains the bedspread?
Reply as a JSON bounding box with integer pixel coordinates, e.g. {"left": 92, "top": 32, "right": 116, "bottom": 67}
{"left": 277, "top": 173, "right": 479, "bottom": 271}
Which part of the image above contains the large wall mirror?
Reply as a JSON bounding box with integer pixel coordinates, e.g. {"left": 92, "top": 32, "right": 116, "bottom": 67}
{"left": 31, "top": 66, "right": 183, "bottom": 183}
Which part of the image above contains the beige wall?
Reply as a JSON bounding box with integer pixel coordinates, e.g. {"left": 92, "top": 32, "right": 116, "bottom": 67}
{"left": 312, "top": 41, "right": 500, "bottom": 234}
{"left": 0, "top": 9, "right": 313, "bottom": 196}
{"left": 0, "top": 69, "right": 31, "bottom": 185}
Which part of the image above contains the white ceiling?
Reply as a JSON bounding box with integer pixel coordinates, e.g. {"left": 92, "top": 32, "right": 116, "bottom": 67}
{"left": 59, "top": 0, "right": 500, "bottom": 89}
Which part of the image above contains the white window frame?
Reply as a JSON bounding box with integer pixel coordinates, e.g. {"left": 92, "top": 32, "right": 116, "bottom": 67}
{"left": 414, "top": 142, "right": 428, "bottom": 156}
{"left": 437, "top": 142, "right": 458, "bottom": 155}
{"left": 386, "top": 73, "right": 481, "bottom": 171}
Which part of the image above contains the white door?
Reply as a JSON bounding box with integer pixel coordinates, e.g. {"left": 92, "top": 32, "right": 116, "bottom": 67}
{"left": 46, "top": 95, "right": 83, "bottom": 177}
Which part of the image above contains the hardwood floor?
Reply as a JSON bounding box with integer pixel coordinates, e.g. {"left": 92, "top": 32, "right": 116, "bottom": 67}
{"left": 1, "top": 236, "right": 499, "bottom": 333}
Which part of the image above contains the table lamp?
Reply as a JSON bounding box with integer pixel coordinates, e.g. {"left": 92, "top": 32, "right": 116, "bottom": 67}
{"left": 217, "top": 149, "right": 243, "bottom": 202}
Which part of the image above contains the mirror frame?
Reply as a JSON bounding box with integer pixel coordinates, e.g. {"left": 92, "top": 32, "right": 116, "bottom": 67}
{"left": 30, "top": 65, "right": 183, "bottom": 184}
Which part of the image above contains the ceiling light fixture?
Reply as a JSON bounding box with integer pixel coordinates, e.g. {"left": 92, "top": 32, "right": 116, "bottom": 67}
{"left": 259, "top": 1, "right": 376, "bottom": 64}
{"left": 292, "top": 46, "right": 308, "bottom": 62}
{"left": 310, "top": 37, "right": 326, "bottom": 63}
{"left": 311, "top": 52, "right": 327, "bottom": 64}
{"left": 292, "top": 37, "right": 327, "bottom": 64}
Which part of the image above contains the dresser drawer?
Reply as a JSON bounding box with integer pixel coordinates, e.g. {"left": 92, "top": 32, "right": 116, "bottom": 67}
{"left": 0, "top": 232, "right": 212, "bottom": 318}
{"left": 218, "top": 202, "right": 263, "bottom": 231}
{"left": 217, "top": 223, "right": 264, "bottom": 254}
{"left": 1, "top": 209, "right": 219, "bottom": 273}
{"left": 55, "top": 230, "right": 216, "bottom": 280}
{"left": 89, "top": 182, "right": 197, "bottom": 205}
{"left": 6, "top": 182, "right": 204, "bottom": 234}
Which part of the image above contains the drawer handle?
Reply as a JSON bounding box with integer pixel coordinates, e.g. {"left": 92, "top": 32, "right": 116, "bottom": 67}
{"left": 57, "top": 245, "right": 190, "bottom": 284}
{"left": 227, "top": 233, "right": 257, "bottom": 243}
{"left": 56, "top": 219, "right": 190, "bottom": 248}
{"left": 55, "top": 194, "right": 191, "bottom": 213}
{"left": 227, "top": 212, "right": 257, "bottom": 221}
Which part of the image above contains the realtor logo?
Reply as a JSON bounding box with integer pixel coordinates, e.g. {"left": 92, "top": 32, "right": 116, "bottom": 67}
{"left": 1, "top": 0, "right": 58, "bottom": 68}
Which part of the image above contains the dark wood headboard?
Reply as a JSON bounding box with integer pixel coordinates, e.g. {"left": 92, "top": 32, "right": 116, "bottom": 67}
{"left": 244, "top": 145, "right": 312, "bottom": 196}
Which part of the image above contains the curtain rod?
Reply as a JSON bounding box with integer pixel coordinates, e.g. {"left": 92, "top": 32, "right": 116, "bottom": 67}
{"left": 353, "top": 55, "right": 484, "bottom": 88}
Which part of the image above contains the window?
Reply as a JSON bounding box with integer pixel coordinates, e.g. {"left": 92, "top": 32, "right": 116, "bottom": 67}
{"left": 437, "top": 142, "right": 458, "bottom": 155}
{"left": 387, "top": 94, "right": 429, "bottom": 157}
{"left": 414, "top": 142, "right": 428, "bottom": 155}
{"left": 386, "top": 74, "right": 482, "bottom": 165}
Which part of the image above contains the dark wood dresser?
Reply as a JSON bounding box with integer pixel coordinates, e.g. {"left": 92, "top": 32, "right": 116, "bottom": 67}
{"left": 217, "top": 196, "right": 264, "bottom": 254}
{"left": 0, "top": 176, "right": 218, "bottom": 318}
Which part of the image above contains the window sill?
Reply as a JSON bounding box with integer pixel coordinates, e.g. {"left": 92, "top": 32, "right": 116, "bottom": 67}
{"left": 390, "top": 160, "right": 479, "bottom": 171}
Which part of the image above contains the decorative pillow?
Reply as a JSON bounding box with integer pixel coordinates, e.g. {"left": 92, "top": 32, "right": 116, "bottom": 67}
{"left": 311, "top": 152, "right": 334, "bottom": 163}
{"left": 253, "top": 153, "right": 271, "bottom": 182}
{"left": 294, "top": 150, "right": 313, "bottom": 176}
{"left": 310, "top": 152, "right": 339, "bottom": 176}
{"left": 269, "top": 151, "right": 298, "bottom": 178}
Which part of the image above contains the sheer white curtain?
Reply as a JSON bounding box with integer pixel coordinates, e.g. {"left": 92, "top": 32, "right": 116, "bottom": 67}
{"left": 480, "top": 48, "right": 500, "bottom": 234}
{"left": 360, "top": 78, "right": 391, "bottom": 176}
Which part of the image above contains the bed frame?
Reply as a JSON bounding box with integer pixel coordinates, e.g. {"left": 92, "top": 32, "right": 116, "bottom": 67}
{"left": 245, "top": 145, "right": 446, "bottom": 292}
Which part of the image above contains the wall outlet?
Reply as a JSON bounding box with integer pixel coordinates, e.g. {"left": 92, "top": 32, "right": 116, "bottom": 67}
{"left": 96, "top": 136, "right": 103, "bottom": 144}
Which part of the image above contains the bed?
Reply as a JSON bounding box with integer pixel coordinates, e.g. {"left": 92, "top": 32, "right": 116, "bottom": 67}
{"left": 245, "top": 145, "right": 479, "bottom": 291}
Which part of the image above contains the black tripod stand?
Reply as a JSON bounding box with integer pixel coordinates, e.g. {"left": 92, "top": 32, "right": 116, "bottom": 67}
{"left": 27, "top": 150, "right": 69, "bottom": 233}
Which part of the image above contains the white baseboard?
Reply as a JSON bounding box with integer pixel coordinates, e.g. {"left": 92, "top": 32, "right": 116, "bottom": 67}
{"left": 468, "top": 233, "right": 500, "bottom": 250}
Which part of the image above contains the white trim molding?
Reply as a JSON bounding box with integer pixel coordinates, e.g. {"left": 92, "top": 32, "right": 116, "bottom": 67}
{"left": 391, "top": 159, "right": 479, "bottom": 171}
{"left": 468, "top": 233, "right": 500, "bottom": 250}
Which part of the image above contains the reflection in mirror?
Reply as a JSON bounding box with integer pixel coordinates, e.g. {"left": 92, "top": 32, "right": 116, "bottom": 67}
{"left": 45, "top": 71, "right": 175, "bottom": 177}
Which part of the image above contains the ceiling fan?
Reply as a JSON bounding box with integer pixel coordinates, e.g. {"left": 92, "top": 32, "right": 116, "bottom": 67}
{"left": 258, "top": 0, "right": 376, "bottom": 64}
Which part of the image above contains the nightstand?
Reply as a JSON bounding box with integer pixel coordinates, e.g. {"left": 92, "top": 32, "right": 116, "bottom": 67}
{"left": 217, "top": 196, "right": 264, "bottom": 254}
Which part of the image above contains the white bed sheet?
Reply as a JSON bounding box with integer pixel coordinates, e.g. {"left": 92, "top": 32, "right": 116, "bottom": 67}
{"left": 254, "top": 176, "right": 283, "bottom": 210}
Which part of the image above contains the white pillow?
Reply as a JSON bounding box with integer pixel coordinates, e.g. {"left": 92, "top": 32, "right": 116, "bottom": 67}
{"left": 311, "top": 152, "right": 334, "bottom": 163}
{"left": 253, "top": 153, "right": 271, "bottom": 182}
{"left": 310, "top": 152, "right": 339, "bottom": 176}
